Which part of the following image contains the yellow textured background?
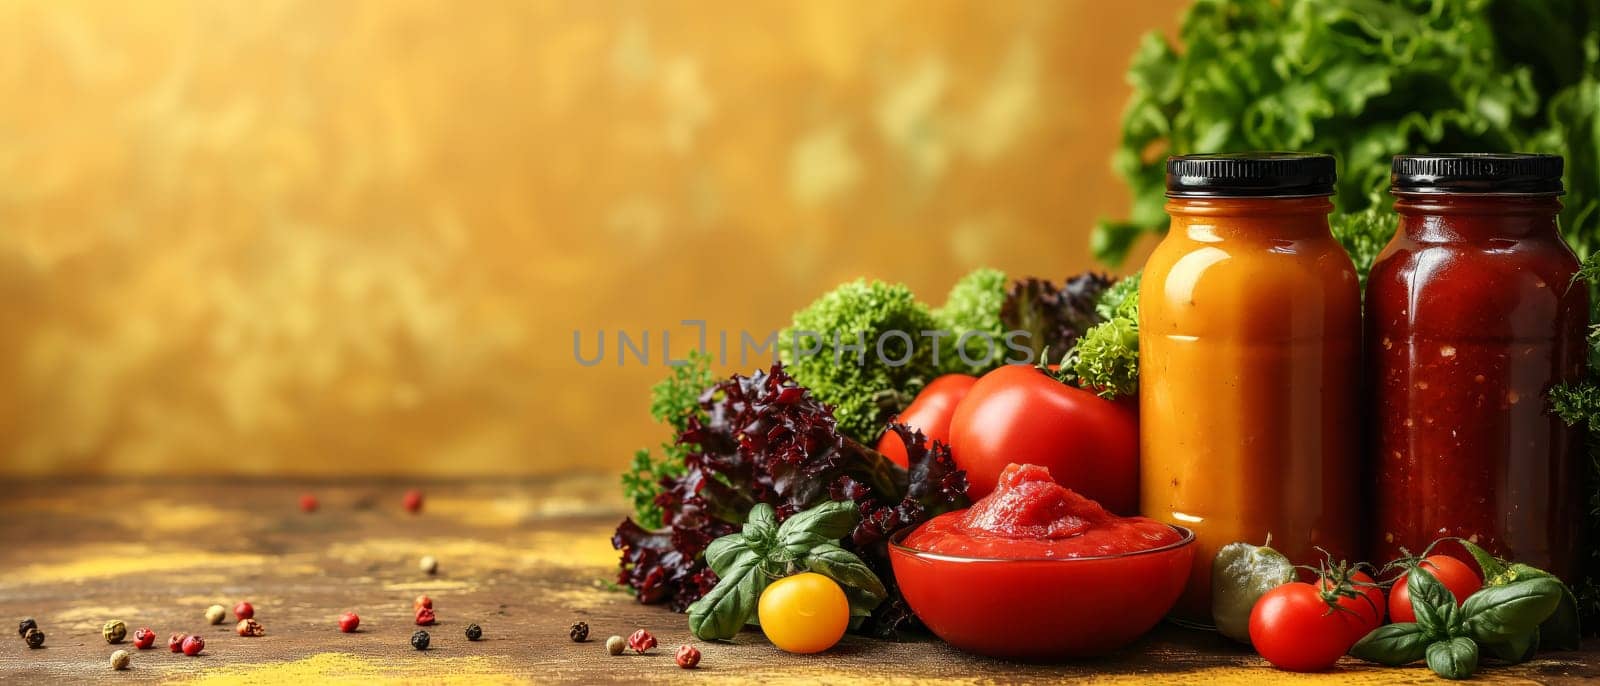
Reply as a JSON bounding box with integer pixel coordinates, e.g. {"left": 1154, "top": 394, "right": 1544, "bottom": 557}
{"left": 0, "top": 0, "right": 1183, "bottom": 477}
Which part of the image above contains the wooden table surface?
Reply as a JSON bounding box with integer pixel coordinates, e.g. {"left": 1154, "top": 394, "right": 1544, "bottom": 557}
{"left": 2, "top": 476, "right": 1596, "bottom": 684}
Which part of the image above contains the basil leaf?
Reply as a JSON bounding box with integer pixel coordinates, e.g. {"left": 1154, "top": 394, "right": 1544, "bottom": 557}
{"left": 1454, "top": 538, "right": 1508, "bottom": 582}
{"left": 803, "top": 543, "right": 887, "bottom": 603}
{"left": 1494, "top": 563, "right": 1581, "bottom": 651}
{"left": 1482, "top": 627, "right": 1539, "bottom": 664}
{"left": 745, "top": 503, "right": 778, "bottom": 539}
{"left": 1408, "top": 569, "right": 1455, "bottom": 638}
{"left": 776, "top": 500, "right": 858, "bottom": 542}
{"left": 704, "top": 534, "right": 750, "bottom": 577}
{"left": 776, "top": 531, "right": 830, "bottom": 564}
{"left": 1425, "top": 637, "right": 1479, "bottom": 680}
{"left": 1349, "top": 622, "right": 1430, "bottom": 666}
{"left": 1462, "top": 577, "right": 1564, "bottom": 644}
{"left": 687, "top": 552, "right": 766, "bottom": 641}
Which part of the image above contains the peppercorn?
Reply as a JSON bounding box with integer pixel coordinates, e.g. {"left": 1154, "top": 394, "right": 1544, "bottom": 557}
{"left": 675, "top": 644, "right": 701, "bottom": 669}
{"left": 236, "top": 619, "right": 265, "bottom": 637}
{"left": 415, "top": 607, "right": 436, "bottom": 626}
{"left": 181, "top": 635, "right": 204, "bottom": 657}
{"left": 102, "top": 619, "right": 127, "bottom": 644}
{"left": 233, "top": 601, "right": 254, "bottom": 620}
{"left": 627, "top": 629, "right": 657, "bottom": 654}
{"left": 132, "top": 627, "right": 155, "bottom": 649}
{"left": 168, "top": 633, "right": 187, "bottom": 653}
{"left": 300, "top": 493, "right": 318, "bottom": 512}
{"left": 23, "top": 627, "right": 44, "bottom": 649}
{"left": 569, "top": 621, "right": 589, "bottom": 642}
{"left": 464, "top": 623, "right": 482, "bottom": 641}
{"left": 403, "top": 489, "right": 424, "bottom": 513}
{"left": 413, "top": 594, "right": 433, "bottom": 611}
{"left": 110, "top": 649, "right": 132, "bottom": 671}
{"left": 17, "top": 618, "right": 36, "bottom": 638}
{"left": 205, "top": 604, "right": 227, "bottom": 625}
{"left": 419, "top": 555, "right": 438, "bottom": 575}
{"left": 410, "top": 630, "right": 430, "bottom": 650}
{"left": 338, "top": 611, "right": 360, "bottom": 633}
{"left": 605, "top": 635, "right": 625, "bottom": 656}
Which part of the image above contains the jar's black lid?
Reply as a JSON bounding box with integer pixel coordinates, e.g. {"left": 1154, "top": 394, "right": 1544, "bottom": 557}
{"left": 1391, "top": 153, "right": 1564, "bottom": 194}
{"left": 1166, "top": 152, "right": 1336, "bottom": 198}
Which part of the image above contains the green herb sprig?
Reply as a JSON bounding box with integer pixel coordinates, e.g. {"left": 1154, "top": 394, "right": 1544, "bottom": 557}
{"left": 1350, "top": 540, "right": 1574, "bottom": 679}
{"left": 687, "top": 501, "right": 886, "bottom": 642}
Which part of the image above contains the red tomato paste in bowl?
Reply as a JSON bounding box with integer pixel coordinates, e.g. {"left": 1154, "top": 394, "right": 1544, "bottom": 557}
{"left": 891, "top": 463, "right": 1193, "bottom": 660}
{"left": 903, "top": 463, "right": 1182, "bottom": 559}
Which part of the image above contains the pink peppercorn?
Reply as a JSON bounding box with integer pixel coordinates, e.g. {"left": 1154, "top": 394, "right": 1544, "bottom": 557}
{"left": 676, "top": 644, "right": 701, "bottom": 669}
{"left": 627, "top": 629, "right": 657, "bottom": 654}
{"left": 181, "top": 635, "right": 205, "bottom": 656}
{"left": 415, "top": 607, "right": 436, "bottom": 626}
{"left": 233, "top": 601, "right": 254, "bottom": 620}
{"left": 403, "top": 489, "right": 424, "bottom": 513}
{"left": 168, "top": 633, "right": 187, "bottom": 653}
{"left": 413, "top": 594, "right": 432, "bottom": 611}
{"left": 131, "top": 627, "right": 155, "bottom": 649}
{"left": 300, "top": 493, "right": 318, "bottom": 512}
{"left": 338, "top": 611, "right": 360, "bottom": 633}
{"left": 236, "top": 619, "right": 264, "bottom": 637}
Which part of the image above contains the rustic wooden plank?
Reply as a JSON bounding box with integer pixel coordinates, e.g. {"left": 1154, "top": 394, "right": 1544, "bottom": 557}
{"left": 1, "top": 477, "right": 1595, "bottom": 684}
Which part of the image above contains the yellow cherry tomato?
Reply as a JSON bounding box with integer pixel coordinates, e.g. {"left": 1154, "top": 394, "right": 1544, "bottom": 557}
{"left": 757, "top": 572, "right": 850, "bottom": 654}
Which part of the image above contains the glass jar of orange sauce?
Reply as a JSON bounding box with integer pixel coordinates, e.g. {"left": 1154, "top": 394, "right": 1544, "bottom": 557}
{"left": 1140, "top": 153, "right": 1362, "bottom": 623}
{"left": 1368, "top": 154, "right": 1587, "bottom": 578}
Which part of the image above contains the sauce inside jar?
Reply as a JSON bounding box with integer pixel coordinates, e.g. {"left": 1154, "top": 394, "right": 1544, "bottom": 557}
{"left": 1140, "top": 153, "right": 1361, "bottom": 624}
{"left": 1368, "top": 154, "right": 1587, "bottom": 578}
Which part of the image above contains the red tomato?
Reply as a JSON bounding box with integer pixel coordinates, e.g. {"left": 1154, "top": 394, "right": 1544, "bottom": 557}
{"left": 876, "top": 374, "right": 977, "bottom": 468}
{"left": 1249, "top": 582, "right": 1367, "bottom": 672}
{"left": 1388, "top": 555, "right": 1481, "bottom": 623}
{"left": 947, "top": 365, "right": 1138, "bottom": 513}
{"left": 1316, "top": 570, "right": 1385, "bottom": 642}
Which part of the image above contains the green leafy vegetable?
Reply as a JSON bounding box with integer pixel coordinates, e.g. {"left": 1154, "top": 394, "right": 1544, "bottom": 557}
{"left": 1350, "top": 622, "right": 1431, "bottom": 666}
{"left": 935, "top": 268, "right": 1009, "bottom": 375}
{"left": 781, "top": 280, "right": 943, "bottom": 443}
{"left": 1426, "top": 637, "right": 1480, "bottom": 680}
{"left": 1351, "top": 561, "right": 1569, "bottom": 679}
{"left": 1547, "top": 251, "right": 1600, "bottom": 633}
{"left": 622, "top": 351, "right": 716, "bottom": 529}
{"left": 1060, "top": 274, "right": 1140, "bottom": 398}
{"left": 686, "top": 501, "right": 886, "bottom": 641}
{"left": 1100, "top": 0, "right": 1600, "bottom": 282}
{"left": 1455, "top": 538, "right": 1582, "bottom": 650}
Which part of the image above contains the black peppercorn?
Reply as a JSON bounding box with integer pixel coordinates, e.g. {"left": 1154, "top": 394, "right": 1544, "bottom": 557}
{"left": 18, "top": 618, "right": 36, "bottom": 639}
{"left": 464, "top": 623, "right": 482, "bottom": 641}
{"left": 23, "top": 627, "right": 44, "bottom": 649}
{"left": 410, "top": 630, "right": 430, "bottom": 650}
{"left": 569, "top": 621, "right": 589, "bottom": 642}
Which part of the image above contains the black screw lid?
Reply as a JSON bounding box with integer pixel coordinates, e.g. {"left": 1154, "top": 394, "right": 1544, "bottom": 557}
{"left": 1166, "top": 152, "right": 1336, "bottom": 198}
{"left": 1391, "top": 153, "right": 1563, "bottom": 194}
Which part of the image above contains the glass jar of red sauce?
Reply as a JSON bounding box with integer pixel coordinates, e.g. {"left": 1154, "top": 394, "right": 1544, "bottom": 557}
{"left": 1368, "top": 154, "right": 1588, "bottom": 579}
{"left": 1141, "top": 153, "right": 1362, "bottom": 624}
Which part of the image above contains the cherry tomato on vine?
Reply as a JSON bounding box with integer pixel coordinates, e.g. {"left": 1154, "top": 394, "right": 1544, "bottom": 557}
{"left": 1388, "top": 555, "right": 1480, "bottom": 623}
{"left": 758, "top": 572, "right": 849, "bottom": 654}
{"left": 1249, "top": 582, "right": 1368, "bottom": 672}
{"left": 1316, "top": 570, "right": 1385, "bottom": 642}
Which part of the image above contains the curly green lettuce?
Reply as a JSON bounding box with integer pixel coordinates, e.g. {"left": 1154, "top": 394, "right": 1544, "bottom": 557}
{"left": 781, "top": 279, "right": 943, "bottom": 443}
{"left": 934, "top": 268, "right": 1008, "bottom": 375}
{"left": 1096, "top": 0, "right": 1600, "bottom": 268}
{"left": 622, "top": 351, "right": 715, "bottom": 529}
{"left": 1064, "top": 274, "right": 1140, "bottom": 398}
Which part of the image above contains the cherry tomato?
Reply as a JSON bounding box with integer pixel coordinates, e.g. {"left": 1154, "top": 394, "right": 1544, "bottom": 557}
{"left": 1388, "top": 555, "right": 1481, "bottom": 623}
{"left": 876, "top": 374, "right": 977, "bottom": 467}
{"left": 1249, "top": 582, "right": 1366, "bottom": 672}
{"left": 948, "top": 365, "right": 1138, "bottom": 512}
{"left": 1316, "top": 570, "right": 1385, "bottom": 642}
{"left": 758, "top": 572, "right": 849, "bottom": 654}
